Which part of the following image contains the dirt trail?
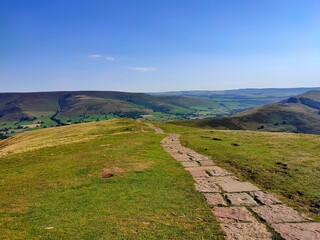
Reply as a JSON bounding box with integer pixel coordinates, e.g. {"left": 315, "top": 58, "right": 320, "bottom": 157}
{"left": 150, "top": 125, "right": 320, "bottom": 239}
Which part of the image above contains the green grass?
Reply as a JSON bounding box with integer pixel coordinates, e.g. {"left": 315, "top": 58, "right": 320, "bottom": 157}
{"left": 0, "top": 119, "right": 223, "bottom": 240}
{"left": 158, "top": 123, "right": 320, "bottom": 221}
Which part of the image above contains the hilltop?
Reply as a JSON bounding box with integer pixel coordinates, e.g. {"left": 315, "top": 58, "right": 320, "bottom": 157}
{"left": 0, "top": 119, "right": 223, "bottom": 239}
{"left": 1, "top": 119, "right": 319, "bottom": 239}
{"left": 175, "top": 90, "right": 320, "bottom": 134}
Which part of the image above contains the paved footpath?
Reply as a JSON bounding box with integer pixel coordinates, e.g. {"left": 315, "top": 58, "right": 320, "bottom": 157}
{"left": 146, "top": 123, "right": 320, "bottom": 240}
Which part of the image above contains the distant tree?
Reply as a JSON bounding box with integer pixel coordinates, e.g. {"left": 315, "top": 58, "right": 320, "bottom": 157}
{"left": 0, "top": 133, "right": 8, "bottom": 140}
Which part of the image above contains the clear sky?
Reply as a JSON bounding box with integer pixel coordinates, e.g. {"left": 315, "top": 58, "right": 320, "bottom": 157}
{"left": 1, "top": 0, "right": 319, "bottom": 92}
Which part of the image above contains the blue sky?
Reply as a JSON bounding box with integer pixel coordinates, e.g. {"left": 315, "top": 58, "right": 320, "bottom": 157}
{"left": 1, "top": 0, "right": 319, "bottom": 92}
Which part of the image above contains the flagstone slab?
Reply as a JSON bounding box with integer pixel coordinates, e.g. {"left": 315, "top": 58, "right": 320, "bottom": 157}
{"left": 194, "top": 177, "right": 221, "bottom": 192}
{"left": 203, "top": 193, "right": 227, "bottom": 206}
{"left": 212, "top": 207, "right": 256, "bottom": 223}
{"left": 198, "top": 160, "right": 215, "bottom": 166}
{"left": 249, "top": 191, "right": 281, "bottom": 205}
{"left": 187, "top": 169, "right": 208, "bottom": 177}
{"left": 180, "top": 161, "right": 199, "bottom": 167}
{"left": 206, "top": 166, "right": 232, "bottom": 177}
{"left": 271, "top": 222, "right": 320, "bottom": 240}
{"left": 214, "top": 176, "right": 260, "bottom": 192}
{"left": 252, "top": 205, "right": 309, "bottom": 223}
{"left": 173, "top": 154, "right": 194, "bottom": 162}
{"left": 220, "top": 223, "right": 272, "bottom": 240}
{"left": 185, "top": 166, "right": 218, "bottom": 171}
{"left": 225, "top": 193, "right": 258, "bottom": 206}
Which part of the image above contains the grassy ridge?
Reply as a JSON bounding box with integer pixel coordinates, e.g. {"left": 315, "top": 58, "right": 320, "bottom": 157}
{"left": 0, "top": 119, "right": 222, "bottom": 240}
{"left": 158, "top": 123, "right": 320, "bottom": 221}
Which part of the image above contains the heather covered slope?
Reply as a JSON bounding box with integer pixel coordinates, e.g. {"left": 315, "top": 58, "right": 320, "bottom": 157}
{"left": 175, "top": 90, "right": 320, "bottom": 134}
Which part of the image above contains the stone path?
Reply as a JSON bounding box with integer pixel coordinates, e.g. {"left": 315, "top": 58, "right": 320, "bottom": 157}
{"left": 142, "top": 121, "right": 165, "bottom": 134}
{"left": 158, "top": 132, "right": 320, "bottom": 240}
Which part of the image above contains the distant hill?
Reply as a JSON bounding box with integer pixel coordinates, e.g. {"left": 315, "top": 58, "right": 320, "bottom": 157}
{"left": 175, "top": 90, "right": 320, "bottom": 134}
{"left": 0, "top": 91, "right": 210, "bottom": 120}
{"left": 0, "top": 91, "right": 238, "bottom": 134}
{"left": 150, "top": 87, "right": 320, "bottom": 104}
{"left": 2, "top": 88, "right": 320, "bottom": 135}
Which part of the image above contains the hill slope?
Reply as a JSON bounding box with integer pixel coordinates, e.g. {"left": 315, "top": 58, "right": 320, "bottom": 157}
{"left": 151, "top": 87, "right": 320, "bottom": 105}
{"left": 0, "top": 91, "right": 231, "bottom": 134}
{"left": 158, "top": 122, "right": 320, "bottom": 220}
{"left": 0, "top": 119, "right": 223, "bottom": 239}
{"left": 175, "top": 90, "right": 320, "bottom": 134}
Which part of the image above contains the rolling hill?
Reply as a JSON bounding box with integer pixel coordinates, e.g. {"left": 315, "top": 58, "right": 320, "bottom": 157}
{"left": 175, "top": 90, "right": 320, "bottom": 134}
{"left": 0, "top": 91, "right": 233, "bottom": 134}
{"left": 2, "top": 88, "right": 320, "bottom": 135}
{"left": 151, "top": 87, "right": 320, "bottom": 105}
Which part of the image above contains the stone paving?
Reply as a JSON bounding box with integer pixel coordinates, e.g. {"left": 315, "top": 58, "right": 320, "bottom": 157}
{"left": 158, "top": 132, "right": 320, "bottom": 240}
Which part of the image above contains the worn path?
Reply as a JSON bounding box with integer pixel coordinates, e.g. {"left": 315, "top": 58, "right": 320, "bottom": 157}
{"left": 145, "top": 122, "right": 320, "bottom": 240}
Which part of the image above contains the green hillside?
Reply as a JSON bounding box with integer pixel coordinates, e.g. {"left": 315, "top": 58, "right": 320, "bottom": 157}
{"left": 158, "top": 122, "right": 320, "bottom": 221}
{"left": 0, "top": 119, "right": 223, "bottom": 240}
{"left": 175, "top": 90, "right": 320, "bottom": 134}
{"left": 1, "top": 119, "right": 319, "bottom": 239}
{"left": 0, "top": 91, "right": 228, "bottom": 135}
{"left": 3, "top": 88, "right": 319, "bottom": 136}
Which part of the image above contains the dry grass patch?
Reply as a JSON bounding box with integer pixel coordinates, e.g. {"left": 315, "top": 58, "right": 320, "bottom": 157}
{"left": 0, "top": 119, "right": 143, "bottom": 157}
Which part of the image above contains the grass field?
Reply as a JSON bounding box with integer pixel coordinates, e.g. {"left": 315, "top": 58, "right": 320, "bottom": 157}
{"left": 158, "top": 123, "right": 320, "bottom": 221}
{"left": 0, "top": 119, "right": 223, "bottom": 240}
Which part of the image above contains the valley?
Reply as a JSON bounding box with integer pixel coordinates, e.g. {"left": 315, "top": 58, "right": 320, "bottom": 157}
{"left": 2, "top": 88, "right": 319, "bottom": 136}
